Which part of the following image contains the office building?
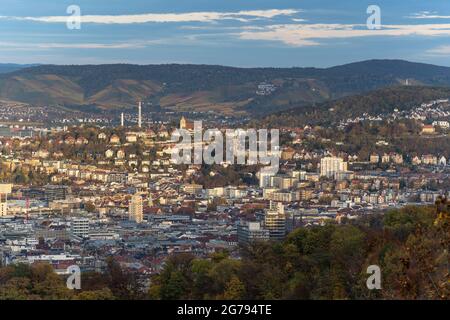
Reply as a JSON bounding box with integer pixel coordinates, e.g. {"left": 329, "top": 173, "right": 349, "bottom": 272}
{"left": 237, "top": 221, "right": 270, "bottom": 244}
{"left": 264, "top": 202, "right": 286, "bottom": 241}
{"left": 71, "top": 218, "right": 90, "bottom": 238}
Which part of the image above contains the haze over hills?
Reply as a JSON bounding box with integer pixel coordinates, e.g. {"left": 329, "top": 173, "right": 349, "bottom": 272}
{"left": 1, "top": 60, "right": 450, "bottom": 115}
{"left": 0, "top": 64, "right": 38, "bottom": 74}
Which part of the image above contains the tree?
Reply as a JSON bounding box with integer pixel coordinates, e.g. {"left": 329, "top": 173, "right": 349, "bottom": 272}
{"left": 223, "top": 276, "right": 246, "bottom": 300}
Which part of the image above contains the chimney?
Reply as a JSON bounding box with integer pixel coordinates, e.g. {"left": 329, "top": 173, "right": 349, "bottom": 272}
{"left": 138, "top": 101, "right": 142, "bottom": 128}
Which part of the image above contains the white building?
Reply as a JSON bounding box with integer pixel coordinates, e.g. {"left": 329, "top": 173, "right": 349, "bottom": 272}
{"left": 320, "top": 157, "right": 348, "bottom": 179}
{"left": 259, "top": 169, "right": 274, "bottom": 188}
{"left": 71, "top": 218, "right": 90, "bottom": 238}
{"left": 432, "top": 121, "right": 449, "bottom": 129}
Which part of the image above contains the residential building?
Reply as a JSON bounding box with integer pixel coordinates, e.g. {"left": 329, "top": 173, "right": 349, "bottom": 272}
{"left": 129, "top": 193, "right": 144, "bottom": 223}
{"left": 320, "top": 157, "right": 348, "bottom": 179}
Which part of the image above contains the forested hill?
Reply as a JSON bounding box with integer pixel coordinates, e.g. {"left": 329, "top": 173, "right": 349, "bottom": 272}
{"left": 1, "top": 60, "right": 450, "bottom": 115}
{"left": 258, "top": 86, "right": 450, "bottom": 128}
{"left": 0, "top": 64, "right": 36, "bottom": 74}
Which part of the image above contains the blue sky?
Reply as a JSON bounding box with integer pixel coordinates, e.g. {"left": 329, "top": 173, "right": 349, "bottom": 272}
{"left": 0, "top": 0, "right": 449, "bottom": 67}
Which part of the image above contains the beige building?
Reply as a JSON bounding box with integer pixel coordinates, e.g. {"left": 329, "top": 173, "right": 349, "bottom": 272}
{"left": 370, "top": 154, "right": 380, "bottom": 164}
{"left": 0, "top": 184, "right": 12, "bottom": 216}
{"left": 129, "top": 193, "right": 144, "bottom": 223}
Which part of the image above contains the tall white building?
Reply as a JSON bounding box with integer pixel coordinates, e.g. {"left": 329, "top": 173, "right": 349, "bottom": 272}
{"left": 129, "top": 193, "right": 144, "bottom": 223}
{"left": 121, "top": 112, "right": 124, "bottom": 127}
{"left": 320, "top": 157, "right": 348, "bottom": 179}
{"left": 71, "top": 218, "right": 90, "bottom": 238}
{"left": 0, "top": 184, "right": 12, "bottom": 217}
{"left": 259, "top": 169, "right": 274, "bottom": 188}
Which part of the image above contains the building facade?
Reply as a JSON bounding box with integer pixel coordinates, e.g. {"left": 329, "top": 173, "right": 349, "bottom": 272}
{"left": 264, "top": 202, "right": 287, "bottom": 241}
{"left": 320, "top": 157, "right": 348, "bottom": 179}
{"left": 129, "top": 193, "right": 144, "bottom": 223}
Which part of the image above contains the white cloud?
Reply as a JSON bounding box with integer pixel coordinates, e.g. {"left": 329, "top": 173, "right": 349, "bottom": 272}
{"left": 0, "top": 40, "right": 171, "bottom": 50}
{"left": 238, "top": 23, "right": 450, "bottom": 46}
{"left": 426, "top": 45, "right": 450, "bottom": 55}
{"left": 408, "top": 11, "right": 450, "bottom": 19}
{"left": 2, "top": 9, "right": 300, "bottom": 24}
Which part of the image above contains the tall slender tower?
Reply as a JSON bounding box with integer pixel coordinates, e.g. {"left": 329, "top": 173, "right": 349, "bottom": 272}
{"left": 138, "top": 101, "right": 142, "bottom": 128}
{"left": 121, "top": 113, "right": 124, "bottom": 127}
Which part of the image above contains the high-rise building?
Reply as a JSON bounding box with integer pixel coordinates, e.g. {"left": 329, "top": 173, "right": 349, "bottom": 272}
{"left": 129, "top": 193, "right": 144, "bottom": 223}
{"left": 320, "top": 157, "right": 348, "bottom": 179}
{"left": 259, "top": 169, "right": 274, "bottom": 188}
{"left": 0, "top": 184, "right": 12, "bottom": 217}
{"left": 121, "top": 112, "right": 124, "bottom": 127}
{"left": 71, "top": 218, "right": 90, "bottom": 238}
{"left": 264, "top": 202, "right": 286, "bottom": 241}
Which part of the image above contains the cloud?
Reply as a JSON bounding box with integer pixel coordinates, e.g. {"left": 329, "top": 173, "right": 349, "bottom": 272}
{"left": 0, "top": 40, "right": 171, "bottom": 50}
{"left": 408, "top": 11, "right": 450, "bottom": 19}
{"left": 37, "top": 43, "right": 144, "bottom": 49}
{"left": 426, "top": 45, "right": 450, "bottom": 55}
{"left": 238, "top": 23, "right": 450, "bottom": 46}
{"left": 2, "top": 9, "right": 300, "bottom": 24}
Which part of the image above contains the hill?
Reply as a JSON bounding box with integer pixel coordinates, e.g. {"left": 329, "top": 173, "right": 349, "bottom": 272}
{"left": 258, "top": 86, "right": 450, "bottom": 127}
{"left": 1, "top": 60, "right": 450, "bottom": 115}
{"left": 0, "top": 64, "right": 38, "bottom": 74}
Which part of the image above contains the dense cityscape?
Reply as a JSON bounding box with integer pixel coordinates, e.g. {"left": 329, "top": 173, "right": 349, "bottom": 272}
{"left": 0, "top": 0, "right": 449, "bottom": 304}
{"left": 0, "top": 94, "right": 449, "bottom": 299}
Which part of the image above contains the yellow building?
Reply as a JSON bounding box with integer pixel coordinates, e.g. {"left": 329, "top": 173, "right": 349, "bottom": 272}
{"left": 421, "top": 125, "right": 435, "bottom": 135}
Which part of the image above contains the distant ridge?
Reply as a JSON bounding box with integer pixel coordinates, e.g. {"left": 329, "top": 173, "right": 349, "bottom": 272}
{"left": 1, "top": 59, "right": 450, "bottom": 115}
{"left": 0, "top": 63, "right": 39, "bottom": 74}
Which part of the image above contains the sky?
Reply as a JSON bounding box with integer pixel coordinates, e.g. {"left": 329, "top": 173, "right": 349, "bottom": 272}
{"left": 0, "top": 0, "right": 449, "bottom": 67}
